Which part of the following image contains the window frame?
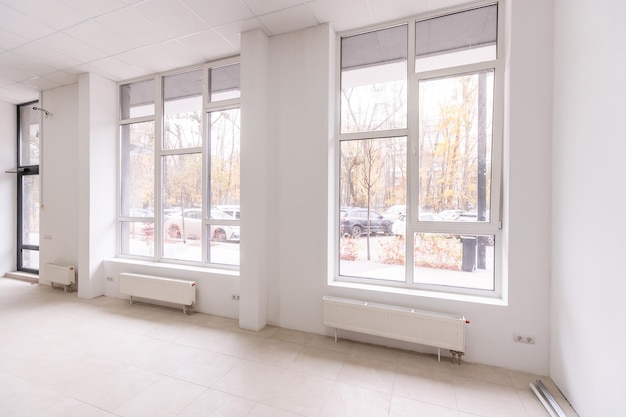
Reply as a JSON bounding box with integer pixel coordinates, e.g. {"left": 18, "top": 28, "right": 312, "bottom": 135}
{"left": 333, "top": 1, "right": 504, "bottom": 299}
{"left": 117, "top": 56, "right": 241, "bottom": 269}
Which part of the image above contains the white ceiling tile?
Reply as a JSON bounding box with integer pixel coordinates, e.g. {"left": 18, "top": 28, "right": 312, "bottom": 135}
{"left": 243, "top": 0, "right": 311, "bottom": 16}
{"left": 117, "top": 40, "right": 202, "bottom": 75}
{"left": 0, "top": 4, "right": 57, "bottom": 40}
{"left": 13, "top": 42, "right": 82, "bottom": 70}
{"left": 0, "top": 60, "right": 36, "bottom": 82}
{"left": 181, "top": 0, "right": 254, "bottom": 27}
{"left": 64, "top": 20, "right": 140, "bottom": 56}
{"left": 74, "top": 58, "right": 144, "bottom": 81}
{"left": 43, "top": 71, "right": 81, "bottom": 85}
{"left": 366, "top": 0, "right": 456, "bottom": 22}
{"left": 0, "top": 28, "right": 29, "bottom": 51}
{"left": 58, "top": 0, "right": 126, "bottom": 17}
{"left": 0, "top": 82, "right": 40, "bottom": 102}
{"left": 2, "top": 0, "right": 88, "bottom": 31}
{"left": 23, "top": 76, "right": 63, "bottom": 91}
{"left": 0, "top": 52, "right": 58, "bottom": 77}
{"left": 258, "top": 4, "right": 319, "bottom": 35}
{"left": 177, "top": 29, "right": 238, "bottom": 61}
{"left": 37, "top": 32, "right": 108, "bottom": 64}
{"left": 132, "top": 0, "right": 209, "bottom": 38}
{"left": 309, "top": 0, "right": 373, "bottom": 32}
{"left": 96, "top": 8, "right": 172, "bottom": 46}
{"left": 214, "top": 18, "right": 264, "bottom": 49}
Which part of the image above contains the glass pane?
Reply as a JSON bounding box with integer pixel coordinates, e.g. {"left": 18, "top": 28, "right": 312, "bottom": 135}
{"left": 415, "top": 5, "right": 497, "bottom": 72}
{"left": 21, "top": 249, "right": 39, "bottom": 270}
{"left": 418, "top": 71, "right": 493, "bottom": 222}
{"left": 341, "top": 25, "right": 407, "bottom": 134}
{"left": 162, "top": 153, "right": 202, "bottom": 262}
{"left": 120, "top": 79, "right": 155, "bottom": 119}
{"left": 163, "top": 70, "right": 203, "bottom": 150}
{"left": 19, "top": 104, "right": 40, "bottom": 166}
{"left": 339, "top": 137, "right": 407, "bottom": 281}
{"left": 120, "top": 122, "right": 154, "bottom": 217}
{"left": 209, "top": 109, "right": 240, "bottom": 209}
{"left": 414, "top": 233, "right": 494, "bottom": 290}
{"left": 22, "top": 175, "right": 40, "bottom": 246}
{"left": 120, "top": 221, "right": 154, "bottom": 257}
{"left": 210, "top": 63, "right": 240, "bottom": 101}
{"left": 207, "top": 223, "right": 240, "bottom": 266}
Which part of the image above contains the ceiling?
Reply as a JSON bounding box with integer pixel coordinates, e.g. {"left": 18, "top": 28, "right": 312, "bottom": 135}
{"left": 0, "top": 0, "right": 466, "bottom": 104}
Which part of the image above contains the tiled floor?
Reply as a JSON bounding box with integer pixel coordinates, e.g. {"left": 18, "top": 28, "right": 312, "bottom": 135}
{"left": 0, "top": 277, "right": 578, "bottom": 417}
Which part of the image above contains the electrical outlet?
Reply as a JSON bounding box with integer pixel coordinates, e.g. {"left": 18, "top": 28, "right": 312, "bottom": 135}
{"left": 231, "top": 294, "right": 240, "bottom": 301}
{"left": 106, "top": 276, "right": 114, "bottom": 282}
{"left": 514, "top": 334, "right": 535, "bottom": 344}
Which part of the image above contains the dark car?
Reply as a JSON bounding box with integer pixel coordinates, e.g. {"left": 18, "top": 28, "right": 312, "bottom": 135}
{"left": 340, "top": 208, "right": 393, "bottom": 237}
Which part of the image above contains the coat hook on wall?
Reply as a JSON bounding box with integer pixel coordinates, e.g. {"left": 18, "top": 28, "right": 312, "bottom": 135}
{"left": 33, "top": 106, "right": 52, "bottom": 118}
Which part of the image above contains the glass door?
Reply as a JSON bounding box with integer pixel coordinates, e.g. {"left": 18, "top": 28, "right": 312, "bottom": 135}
{"left": 17, "top": 102, "right": 40, "bottom": 273}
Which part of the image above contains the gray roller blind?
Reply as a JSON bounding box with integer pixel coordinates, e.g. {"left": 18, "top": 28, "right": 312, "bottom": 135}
{"left": 163, "top": 69, "right": 203, "bottom": 101}
{"left": 341, "top": 25, "right": 407, "bottom": 71}
{"left": 210, "top": 63, "right": 240, "bottom": 94}
{"left": 415, "top": 5, "right": 497, "bottom": 58}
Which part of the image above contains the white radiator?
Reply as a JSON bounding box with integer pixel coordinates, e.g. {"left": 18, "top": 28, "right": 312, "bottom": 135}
{"left": 119, "top": 273, "right": 196, "bottom": 314}
{"left": 323, "top": 296, "right": 469, "bottom": 363}
{"left": 44, "top": 263, "right": 76, "bottom": 292}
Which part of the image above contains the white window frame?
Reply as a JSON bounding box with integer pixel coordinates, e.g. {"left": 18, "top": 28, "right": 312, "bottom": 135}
{"left": 117, "top": 56, "right": 241, "bottom": 270}
{"left": 333, "top": 2, "right": 504, "bottom": 300}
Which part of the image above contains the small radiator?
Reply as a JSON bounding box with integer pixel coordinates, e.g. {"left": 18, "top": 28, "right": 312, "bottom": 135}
{"left": 323, "top": 296, "right": 469, "bottom": 363}
{"left": 44, "top": 263, "right": 76, "bottom": 292}
{"left": 119, "top": 273, "right": 196, "bottom": 315}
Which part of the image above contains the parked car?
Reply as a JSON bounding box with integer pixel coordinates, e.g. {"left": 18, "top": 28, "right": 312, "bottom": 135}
{"left": 391, "top": 213, "right": 444, "bottom": 236}
{"left": 164, "top": 208, "right": 240, "bottom": 242}
{"left": 439, "top": 209, "right": 466, "bottom": 221}
{"left": 340, "top": 208, "right": 393, "bottom": 237}
{"left": 214, "top": 205, "right": 240, "bottom": 219}
{"left": 383, "top": 204, "right": 406, "bottom": 220}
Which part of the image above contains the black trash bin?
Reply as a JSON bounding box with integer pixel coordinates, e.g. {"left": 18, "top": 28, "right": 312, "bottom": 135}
{"left": 460, "top": 236, "right": 477, "bottom": 272}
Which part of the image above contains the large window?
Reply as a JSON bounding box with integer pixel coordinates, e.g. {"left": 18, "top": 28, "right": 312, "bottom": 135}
{"left": 337, "top": 3, "right": 502, "bottom": 297}
{"left": 119, "top": 60, "right": 240, "bottom": 268}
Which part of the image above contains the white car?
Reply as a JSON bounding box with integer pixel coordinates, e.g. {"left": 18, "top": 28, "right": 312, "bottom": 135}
{"left": 391, "top": 213, "right": 444, "bottom": 236}
{"left": 164, "top": 208, "right": 240, "bottom": 242}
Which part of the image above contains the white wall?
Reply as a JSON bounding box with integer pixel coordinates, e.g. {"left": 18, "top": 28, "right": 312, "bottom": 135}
{"left": 253, "top": 2, "right": 553, "bottom": 375}
{"left": 240, "top": 29, "right": 271, "bottom": 330}
{"left": 551, "top": 1, "right": 626, "bottom": 416}
{"left": 39, "top": 85, "right": 80, "bottom": 283}
{"left": 0, "top": 102, "right": 16, "bottom": 275}
{"left": 265, "top": 24, "right": 334, "bottom": 331}
{"left": 77, "top": 73, "right": 117, "bottom": 298}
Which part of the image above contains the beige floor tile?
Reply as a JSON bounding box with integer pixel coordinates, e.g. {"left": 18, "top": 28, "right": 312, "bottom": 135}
{"left": 248, "top": 338, "right": 304, "bottom": 367}
{"left": 289, "top": 345, "right": 348, "bottom": 380}
{"left": 269, "top": 327, "right": 309, "bottom": 344}
{"left": 389, "top": 395, "right": 459, "bottom": 417}
{"left": 38, "top": 398, "right": 119, "bottom": 417}
{"left": 169, "top": 350, "right": 241, "bottom": 387}
{"left": 177, "top": 389, "right": 255, "bottom": 417}
{"left": 0, "top": 373, "right": 66, "bottom": 417}
{"left": 452, "top": 361, "right": 513, "bottom": 386}
{"left": 114, "top": 376, "right": 206, "bottom": 417}
{"left": 261, "top": 370, "right": 334, "bottom": 416}
{"left": 248, "top": 403, "right": 303, "bottom": 417}
{"left": 397, "top": 351, "right": 455, "bottom": 375}
{"left": 337, "top": 355, "right": 397, "bottom": 393}
{"left": 319, "top": 382, "right": 392, "bottom": 417}
{"left": 393, "top": 364, "right": 458, "bottom": 409}
{"left": 454, "top": 375, "right": 528, "bottom": 417}
{"left": 212, "top": 360, "right": 285, "bottom": 401}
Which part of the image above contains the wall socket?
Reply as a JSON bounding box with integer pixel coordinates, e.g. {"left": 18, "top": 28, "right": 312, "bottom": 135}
{"left": 106, "top": 276, "right": 114, "bottom": 282}
{"left": 514, "top": 334, "right": 535, "bottom": 344}
{"left": 231, "top": 294, "right": 240, "bottom": 301}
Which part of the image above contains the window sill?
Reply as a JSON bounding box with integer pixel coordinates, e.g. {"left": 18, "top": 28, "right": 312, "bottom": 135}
{"left": 328, "top": 279, "right": 507, "bottom": 306}
{"left": 106, "top": 258, "right": 239, "bottom": 278}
